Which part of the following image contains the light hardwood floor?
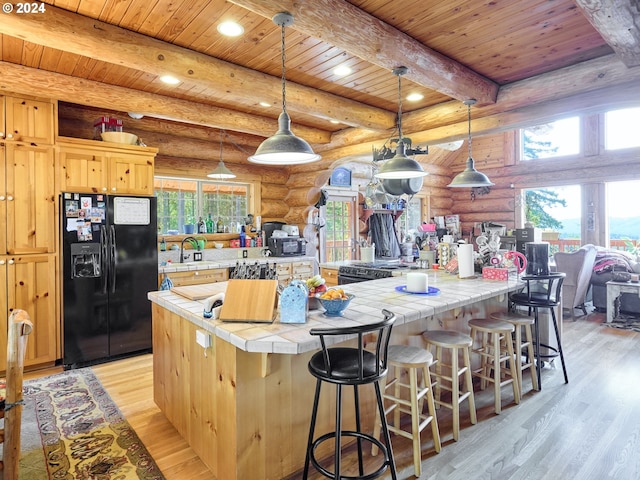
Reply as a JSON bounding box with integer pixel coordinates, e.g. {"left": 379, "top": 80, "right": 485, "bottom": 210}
{"left": 25, "top": 310, "right": 640, "bottom": 479}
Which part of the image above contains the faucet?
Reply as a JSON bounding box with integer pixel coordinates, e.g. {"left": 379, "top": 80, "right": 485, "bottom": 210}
{"left": 180, "top": 236, "right": 197, "bottom": 263}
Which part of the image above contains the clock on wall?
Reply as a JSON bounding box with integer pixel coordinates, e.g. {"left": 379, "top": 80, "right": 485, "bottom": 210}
{"left": 329, "top": 167, "right": 352, "bottom": 187}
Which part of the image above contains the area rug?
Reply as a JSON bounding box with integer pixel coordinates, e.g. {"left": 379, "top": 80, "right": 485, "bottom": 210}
{"left": 14, "top": 368, "right": 165, "bottom": 479}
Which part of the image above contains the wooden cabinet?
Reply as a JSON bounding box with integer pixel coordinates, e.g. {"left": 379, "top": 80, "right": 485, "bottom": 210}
{"left": 1, "top": 96, "right": 55, "bottom": 145}
{"left": 1, "top": 143, "right": 56, "bottom": 255}
{"left": 58, "top": 137, "right": 157, "bottom": 195}
{"left": 0, "top": 254, "right": 58, "bottom": 370}
{"left": 321, "top": 267, "right": 339, "bottom": 287}
{"left": 160, "top": 267, "right": 228, "bottom": 288}
{"left": 274, "top": 259, "right": 315, "bottom": 285}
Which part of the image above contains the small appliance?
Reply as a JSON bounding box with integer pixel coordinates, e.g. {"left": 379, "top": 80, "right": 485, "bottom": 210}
{"left": 282, "top": 225, "right": 299, "bottom": 236}
{"left": 268, "top": 236, "right": 306, "bottom": 257}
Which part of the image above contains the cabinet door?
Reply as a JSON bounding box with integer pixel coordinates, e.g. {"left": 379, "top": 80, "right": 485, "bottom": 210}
{"left": 4, "top": 97, "right": 54, "bottom": 144}
{"left": 59, "top": 147, "right": 109, "bottom": 193}
{"left": 321, "top": 267, "right": 339, "bottom": 287}
{"left": 0, "top": 144, "right": 6, "bottom": 255}
{"left": 4, "top": 254, "right": 58, "bottom": 368}
{"left": 5, "top": 143, "right": 56, "bottom": 254}
{"left": 0, "top": 96, "right": 5, "bottom": 140}
{"left": 165, "top": 268, "right": 229, "bottom": 287}
{"left": 5, "top": 142, "right": 56, "bottom": 254}
{"left": 291, "top": 260, "right": 314, "bottom": 280}
{"left": 109, "top": 152, "right": 154, "bottom": 195}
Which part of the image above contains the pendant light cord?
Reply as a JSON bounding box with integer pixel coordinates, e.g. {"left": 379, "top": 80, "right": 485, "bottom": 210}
{"left": 280, "top": 22, "right": 287, "bottom": 114}
{"left": 467, "top": 102, "right": 472, "bottom": 158}
{"left": 219, "top": 129, "right": 224, "bottom": 162}
{"left": 397, "top": 72, "right": 403, "bottom": 140}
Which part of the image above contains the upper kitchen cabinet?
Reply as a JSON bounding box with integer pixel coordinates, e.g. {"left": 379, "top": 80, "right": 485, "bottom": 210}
{"left": 58, "top": 137, "right": 157, "bottom": 195}
{"left": 1, "top": 143, "right": 56, "bottom": 255}
{"left": 2, "top": 96, "right": 55, "bottom": 145}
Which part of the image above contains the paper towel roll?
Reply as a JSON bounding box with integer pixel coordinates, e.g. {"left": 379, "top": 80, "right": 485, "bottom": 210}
{"left": 458, "top": 244, "right": 475, "bottom": 278}
{"left": 407, "top": 272, "right": 429, "bottom": 293}
{"left": 361, "top": 246, "right": 374, "bottom": 263}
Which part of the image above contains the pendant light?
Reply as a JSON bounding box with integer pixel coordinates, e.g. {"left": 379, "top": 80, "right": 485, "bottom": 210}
{"left": 375, "top": 67, "right": 428, "bottom": 179}
{"left": 447, "top": 99, "right": 494, "bottom": 188}
{"left": 208, "top": 130, "right": 236, "bottom": 179}
{"left": 248, "top": 12, "right": 320, "bottom": 165}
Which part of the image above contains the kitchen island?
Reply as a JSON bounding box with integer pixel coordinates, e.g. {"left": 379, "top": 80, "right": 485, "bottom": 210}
{"left": 148, "top": 271, "right": 522, "bottom": 479}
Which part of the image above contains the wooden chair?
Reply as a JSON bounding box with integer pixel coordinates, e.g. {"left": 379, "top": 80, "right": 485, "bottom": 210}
{"left": 0, "top": 310, "right": 33, "bottom": 479}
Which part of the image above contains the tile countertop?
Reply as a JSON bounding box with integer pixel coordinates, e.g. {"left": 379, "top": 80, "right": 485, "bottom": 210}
{"left": 148, "top": 270, "right": 522, "bottom": 355}
{"left": 158, "top": 255, "right": 317, "bottom": 274}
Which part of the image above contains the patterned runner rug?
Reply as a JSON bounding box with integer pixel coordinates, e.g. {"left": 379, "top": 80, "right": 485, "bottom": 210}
{"left": 15, "top": 368, "right": 165, "bottom": 479}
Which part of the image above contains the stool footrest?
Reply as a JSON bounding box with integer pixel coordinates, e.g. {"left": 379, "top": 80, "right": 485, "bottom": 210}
{"left": 310, "top": 431, "right": 391, "bottom": 480}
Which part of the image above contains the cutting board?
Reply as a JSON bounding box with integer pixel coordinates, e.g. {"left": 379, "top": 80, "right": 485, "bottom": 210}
{"left": 171, "top": 283, "right": 226, "bottom": 300}
{"left": 219, "top": 279, "right": 278, "bottom": 323}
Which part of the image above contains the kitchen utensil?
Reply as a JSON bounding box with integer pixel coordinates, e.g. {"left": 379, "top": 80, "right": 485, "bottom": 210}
{"left": 381, "top": 178, "right": 404, "bottom": 196}
{"left": 401, "top": 177, "right": 424, "bottom": 195}
{"left": 101, "top": 131, "right": 138, "bottom": 144}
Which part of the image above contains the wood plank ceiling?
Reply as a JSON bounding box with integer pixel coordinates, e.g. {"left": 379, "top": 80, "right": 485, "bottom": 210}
{"left": 0, "top": 0, "right": 639, "bottom": 167}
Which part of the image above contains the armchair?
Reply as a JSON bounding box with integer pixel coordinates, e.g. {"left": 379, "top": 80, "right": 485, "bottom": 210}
{"left": 553, "top": 244, "right": 597, "bottom": 318}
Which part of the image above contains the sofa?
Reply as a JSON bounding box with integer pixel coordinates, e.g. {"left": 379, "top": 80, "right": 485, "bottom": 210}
{"left": 590, "top": 247, "right": 640, "bottom": 313}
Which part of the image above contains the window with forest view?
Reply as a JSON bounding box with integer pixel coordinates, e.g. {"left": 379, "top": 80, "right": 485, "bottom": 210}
{"left": 322, "top": 198, "right": 356, "bottom": 262}
{"left": 520, "top": 117, "right": 580, "bottom": 160}
{"left": 155, "top": 177, "right": 249, "bottom": 234}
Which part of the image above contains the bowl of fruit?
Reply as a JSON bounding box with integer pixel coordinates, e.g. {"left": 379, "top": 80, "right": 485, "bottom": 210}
{"left": 306, "top": 275, "right": 327, "bottom": 310}
{"left": 317, "top": 288, "right": 354, "bottom": 317}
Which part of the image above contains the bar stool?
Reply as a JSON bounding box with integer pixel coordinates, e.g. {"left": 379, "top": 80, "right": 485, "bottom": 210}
{"left": 490, "top": 311, "right": 539, "bottom": 394}
{"left": 509, "top": 272, "right": 568, "bottom": 389}
{"left": 468, "top": 318, "right": 520, "bottom": 414}
{"left": 303, "top": 310, "right": 397, "bottom": 480}
{"left": 371, "top": 345, "right": 441, "bottom": 478}
{"left": 421, "top": 330, "right": 477, "bottom": 441}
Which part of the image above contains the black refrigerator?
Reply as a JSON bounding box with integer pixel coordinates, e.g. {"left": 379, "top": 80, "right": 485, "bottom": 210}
{"left": 61, "top": 192, "right": 158, "bottom": 369}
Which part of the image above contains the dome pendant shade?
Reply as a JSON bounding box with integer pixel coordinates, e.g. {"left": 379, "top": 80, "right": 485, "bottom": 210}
{"left": 207, "top": 160, "right": 236, "bottom": 179}
{"left": 448, "top": 98, "right": 493, "bottom": 188}
{"left": 447, "top": 157, "right": 494, "bottom": 187}
{"left": 375, "top": 143, "right": 428, "bottom": 179}
{"left": 248, "top": 12, "right": 320, "bottom": 166}
{"left": 248, "top": 112, "right": 320, "bottom": 165}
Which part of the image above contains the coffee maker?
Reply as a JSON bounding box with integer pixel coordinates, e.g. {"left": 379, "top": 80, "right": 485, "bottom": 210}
{"left": 525, "top": 242, "right": 550, "bottom": 276}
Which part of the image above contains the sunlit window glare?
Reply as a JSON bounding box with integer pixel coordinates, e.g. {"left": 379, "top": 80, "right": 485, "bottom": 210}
{"left": 605, "top": 107, "right": 640, "bottom": 150}
{"left": 521, "top": 117, "right": 580, "bottom": 160}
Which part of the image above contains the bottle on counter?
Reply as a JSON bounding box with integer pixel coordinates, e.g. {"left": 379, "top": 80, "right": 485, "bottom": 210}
{"left": 239, "top": 225, "right": 246, "bottom": 247}
{"left": 217, "top": 217, "right": 224, "bottom": 233}
{"left": 197, "top": 216, "right": 206, "bottom": 233}
{"left": 160, "top": 238, "right": 166, "bottom": 251}
{"left": 206, "top": 213, "right": 214, "bottom": 233}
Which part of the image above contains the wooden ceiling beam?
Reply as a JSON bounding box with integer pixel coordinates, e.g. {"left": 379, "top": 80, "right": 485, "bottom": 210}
{"left": 574, "top": 0, "right": 640, "bottom": 67}
{"left": 228, "top": 0, "right": 499, "bottom": 105}
{"left": 0, "top": 62, "right": 330, "bottom": 143}
{"left": 0, "top": 5, "right": 394, "bottom": 131}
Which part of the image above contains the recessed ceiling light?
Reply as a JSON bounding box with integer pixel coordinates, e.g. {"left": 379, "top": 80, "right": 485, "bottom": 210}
{"left": 406, "top": 92, "right": 424, "bottom": 102}
{"left": 333, "top": 65, "right": 352, "bottom": 77}
{"left": 330, "top": 119, "right": 340, "bottom": 124}
{"left": 259, "top": 101, "right": 271, "bottom": 107}
{"left": 160, "top": 75, "right": 180, "bottom": 85}
{"left": 217, "top": 20, "right": 244, "bottom": 37}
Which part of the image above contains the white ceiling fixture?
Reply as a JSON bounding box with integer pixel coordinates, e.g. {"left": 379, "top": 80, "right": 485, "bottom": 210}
{"left": 217, "top": 20, "right": 244, "bottom": 37}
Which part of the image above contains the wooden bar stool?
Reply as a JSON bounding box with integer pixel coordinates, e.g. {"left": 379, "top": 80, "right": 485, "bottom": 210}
{"left": 371, "top": 345, "right": 441, "bottom": 478}
{"left": 421, "top": 330, "right": 477, "bottom": 441}
{"left": 468, "top": 318, "right": 521, "bottom": 414}
{"left": 490, "top": 311, "right": 539, "bottom": 394}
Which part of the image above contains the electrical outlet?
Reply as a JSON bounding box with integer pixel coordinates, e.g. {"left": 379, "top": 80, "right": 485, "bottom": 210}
{"left": 196, "top": 329, "right": 211, "bottom": 348}
{"left": 237, "top": 249, "right": 244, "bottom": 259}
{"left": 242, "top": 249, "right": 248, "bottom": 258}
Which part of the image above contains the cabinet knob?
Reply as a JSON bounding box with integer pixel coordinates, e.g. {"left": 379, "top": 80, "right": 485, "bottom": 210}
{"left": 195, "top": 272, "right": 199, "bottom": 275}
{"left": 112, "top": 187, "right": 117, "bottom": 192}
{"left": 0, "top": 196, "right": 4, "bottom": 201}
{"left": 8, "top": 259, "right": 14, "bottom": 265}
{"left": 0, "top": 260, "right": 4, "bottom": 265}
{"left": 7, "top": 196, "right": 13, "bottom": 201}
{"left": 6, "top": 133, "right": 13, "bottom": 139}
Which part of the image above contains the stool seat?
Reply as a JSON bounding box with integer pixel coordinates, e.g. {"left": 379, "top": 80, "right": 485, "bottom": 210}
{"left": 468, "top": 318, "right": 520, "bottom": 414}
{"left": 372, "top": 345, "right": 441, "bottom": 477}
{"left": 303, "top": 310, "right": 398, "bottom": 480}
{"left": 422, "top": 330, "right": 477, "bottom": 441}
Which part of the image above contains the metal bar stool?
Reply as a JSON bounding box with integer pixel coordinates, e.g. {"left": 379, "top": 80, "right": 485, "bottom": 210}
{"left": 421, "top": 330, "right": 477, "bottom": 441}
{"left": 371, "top": 345, "right": 441, "bottom": 478}
{"left": 468, "top": 318, "right": 520, "bottom": 414}
{"left": 509, "top": 272, "right": 568, "bottom": 389}
{"left": 303, "top": 310, "right": 397, "bottom": 480}
{"left": 490, "top": 311, "right": 539, "bottom": 394}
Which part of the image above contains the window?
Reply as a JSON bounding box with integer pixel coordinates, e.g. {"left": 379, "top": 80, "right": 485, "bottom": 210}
{"left": 321, "top": 193, "right": 357, "bottom": 263}
{"left": 398, "top": 196, "right": 423, "bottom": 237}
{"left": 605, "top": 107, "right": 640, "bottom": 150}
{"left": 606, "top": 180, "right": 640, "bottom": 250}
{"left": 155, "top": 176, "right": 250, "bottom": 234}
{"left": 520, "top": 117, "right": 580, "bottom": 160}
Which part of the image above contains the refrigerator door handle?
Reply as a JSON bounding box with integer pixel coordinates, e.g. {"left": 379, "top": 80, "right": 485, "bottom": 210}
{"left": 100, "top": 225, "right": 108, "bottom": 294}
{"left": 109, "top": 225, "right": 117, "bottom": 293}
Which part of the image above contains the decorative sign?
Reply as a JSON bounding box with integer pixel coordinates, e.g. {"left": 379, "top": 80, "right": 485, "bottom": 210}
{"left": 329, "top": 167, "right": 352, "bottom": 187}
